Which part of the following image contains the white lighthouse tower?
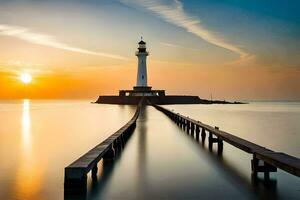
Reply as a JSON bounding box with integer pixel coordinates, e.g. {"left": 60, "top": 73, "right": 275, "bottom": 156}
{"left": 118, "top": 39, "right": 165, "bottom": 97}
{"left": 135, "top": 39, "right": 149, "bottom": 87}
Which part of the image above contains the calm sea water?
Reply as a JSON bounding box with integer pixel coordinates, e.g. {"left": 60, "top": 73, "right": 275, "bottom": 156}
{"left": 0, "top": 100, "right": 299, "bottom": 200}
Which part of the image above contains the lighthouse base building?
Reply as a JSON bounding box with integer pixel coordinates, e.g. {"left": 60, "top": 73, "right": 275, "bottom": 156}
{"left": 95, "top": 39, "right": 239, "bottom": 105}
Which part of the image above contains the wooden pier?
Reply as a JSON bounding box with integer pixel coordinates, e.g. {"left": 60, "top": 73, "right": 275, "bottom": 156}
{"left": 153, "top": 104, "right": 300, "bottom": 178}
{"left": 64, "top": 102, "right": 300, "bottom": 193}
{"left": 64, "top": 100, "right": 143, "bottom": 193}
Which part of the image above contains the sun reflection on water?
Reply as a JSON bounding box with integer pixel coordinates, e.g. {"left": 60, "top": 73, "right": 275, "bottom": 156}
{"left": 14, "top": 99, "right": 44, "bottom": 200}
{"left": 22, "top": 99, "right": 31, "bottom": 149}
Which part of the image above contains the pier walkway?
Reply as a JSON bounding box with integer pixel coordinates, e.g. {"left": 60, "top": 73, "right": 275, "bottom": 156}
{"left": 153, "top": 104, "right": 300, "bottom": 178}
{"left": 64, "top": 100, "right": 143, "bottom": 192}
{"left": 64, "top": 103, "right": 300, "bottom": 196}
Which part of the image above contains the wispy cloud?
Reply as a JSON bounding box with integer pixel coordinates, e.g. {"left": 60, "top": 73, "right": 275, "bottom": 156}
{"left": 0, "top": 24, "right": 127, "bottom": 60}
{"left": 160, "top": 42, "right": 202, "bottom": 51}
{"left": 160, "top": 42, "right": 181, "bottom": 48}
{"left": 0, "top": 60, "right": 54, "bottom": 75}
{"left": 121, "top": 0, "right": 251, "bottom": 60}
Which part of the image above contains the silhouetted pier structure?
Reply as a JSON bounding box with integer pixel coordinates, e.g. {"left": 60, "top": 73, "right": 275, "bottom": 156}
{"left": 64, "top": 102, "right": 300, "bottom": 193}
{"left": 153, "top": 104, "right": 300, "bottom": 179}
{"left": 64, "top": 100, "right": 143, "bottom": 193}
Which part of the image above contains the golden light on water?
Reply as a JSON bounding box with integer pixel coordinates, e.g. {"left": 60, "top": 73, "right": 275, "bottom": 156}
{"left": 22, "top": 99, "right": 31, "bottom": 148}
{"left": 20, "top": 73, "right": 32, "bottom": 84}
{"left": 15, "top": 99, "right": 44, "bottom": 200}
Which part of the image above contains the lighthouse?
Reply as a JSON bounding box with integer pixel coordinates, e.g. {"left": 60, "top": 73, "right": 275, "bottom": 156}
{"left": 117, "top": 39, "right": 165, "bottom": 97}
{"left": 135, "top": 39, "right": 149, "bottom": 87}
{"left": 97, "top": 38, "right": 203, "bottom": 104}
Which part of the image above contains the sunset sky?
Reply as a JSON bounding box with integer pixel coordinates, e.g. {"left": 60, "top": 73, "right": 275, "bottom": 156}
{"left": 0, "top": 0, "right": 299, "bottom": 100}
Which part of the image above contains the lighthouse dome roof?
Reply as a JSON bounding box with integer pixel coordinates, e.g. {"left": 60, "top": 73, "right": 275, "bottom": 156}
{"left": 138, "top": 40, "right": 146, "bottom": 44}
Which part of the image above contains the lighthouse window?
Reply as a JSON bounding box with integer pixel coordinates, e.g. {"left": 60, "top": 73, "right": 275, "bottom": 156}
{"left": 142, "top": 75, "right": 144, "bottom": 79}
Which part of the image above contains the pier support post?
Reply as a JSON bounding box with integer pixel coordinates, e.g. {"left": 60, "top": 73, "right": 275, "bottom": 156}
{"left": 217, "top": 136, "right": 223, "bottom": 155}
{"left": 123, "top": 132, "right": 129, "bottom": 142}
{"left": 103, "top": 147, "right": 115, "bottom": 160}
{"left": 121, "top": 134, "right": 125, "bottom": 146}
{"left": 208, "top": 127, "right": 223, "bottom": 153}
{"left": 195, "top": 125, "right": 200, "bottom": 141}
{"left": 113, "top": 140, "right": 120, "bottom": 155}
{"left": 191, "top": 123, "right": 195, "bottom": 137}
{"left": 201, "top": 128, "right": 206, "bottom": 142}
{"left": 208, "top": 132, "right": 213, "bottom": 151}
{"left": 64, "top": 169, "right": 87, "bottom": 194}
{"left": 92, "top": 165, "right": 98, "bottom": 180}
{"left": 251, "top": 154, "right": 277, "bottom": 179}
{"left": 251, "top": 155, "right": 259, "bottom": 177}
{"left": 119, "top": 137, "right": 124, "bottom": 148}
{"left": 186, "top": 120, "right": 190, "bottom": 134}
{"left": 118, "top": 137, "right": 123, "bottom": 150}
{"left": 214, "top": 127, "right": 223, "bottom": 155}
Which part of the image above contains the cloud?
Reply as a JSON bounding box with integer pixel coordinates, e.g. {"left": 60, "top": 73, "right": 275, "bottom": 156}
{"left": 160, "top": 42, "right": 203, "bottom": 51}
{"left": 121, "top": 0, "right": 251, "bottom": 60}
{"left": 160, "top": 42, "right": 181, "bottom": 48}
{"left": 0, "top": 24, "right": 127, "bottom": 60}
{"left": 0, "top": 60, "right": 54, "bottom": 75}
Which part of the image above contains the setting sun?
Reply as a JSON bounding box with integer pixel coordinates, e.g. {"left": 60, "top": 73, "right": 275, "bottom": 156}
{"left": 20, "top": 73, "right": 32, "bottom": 84}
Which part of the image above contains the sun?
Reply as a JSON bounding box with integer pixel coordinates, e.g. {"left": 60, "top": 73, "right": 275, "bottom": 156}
{"left": 20, "top": 73, "right": 32, "bottom": 84}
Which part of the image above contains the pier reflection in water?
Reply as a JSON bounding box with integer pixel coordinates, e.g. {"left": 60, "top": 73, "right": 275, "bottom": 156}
{"left": 75, "top": 106, "right": 299, "bottom": 200}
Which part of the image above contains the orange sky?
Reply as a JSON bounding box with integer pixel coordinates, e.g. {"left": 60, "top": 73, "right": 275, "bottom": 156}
{"left": 1, "top": 60, "right": 299, "bottom": 100}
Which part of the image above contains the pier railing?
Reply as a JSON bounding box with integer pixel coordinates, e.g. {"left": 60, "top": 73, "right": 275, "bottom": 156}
{"left": 153, "top": 104, "right": 300, "bottom": 178}
{"left": 64, "top": 99, "right": 144, "bottom": 192}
